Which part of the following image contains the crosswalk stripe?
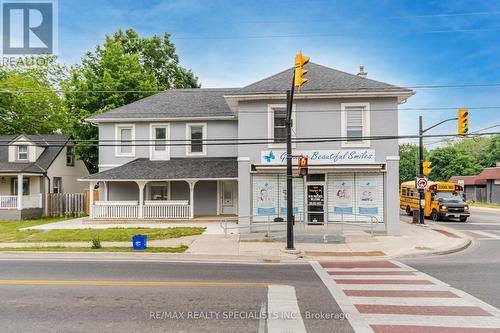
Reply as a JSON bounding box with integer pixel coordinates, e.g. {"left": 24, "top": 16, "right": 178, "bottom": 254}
{"left": 370, "top": 324, "right": 500, "bottom": 333}
{"left": 355, "top": 304, "right": 492, "bottom": 316}
{"left": 361, "top": 314, "right": 500, "bottom": 328}
{"left": 348, "top": 296, "right": 473, "bottom": 306}
{"left": 468, "top": 230, "right": 500, "bottom": 239}
{"left": 339, "top": 284, "right": 447, "bottom": 290}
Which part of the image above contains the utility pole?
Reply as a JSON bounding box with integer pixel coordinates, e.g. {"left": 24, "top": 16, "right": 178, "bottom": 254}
{"left": 285, "top": 51, "right": 309, "bottom": 251}
{"left": 417, "top": 111, "right": 465, "bottom": 224}
{"left": 418, "top": 116, "right": 425, "bottom": 225}
{"left": 286, "top": 89, "right": 295, "bottom": 250}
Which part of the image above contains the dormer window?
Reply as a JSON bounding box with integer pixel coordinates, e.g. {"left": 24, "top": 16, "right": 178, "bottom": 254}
{"left": 17, "top": 145, "right": 28, "bottom": 160}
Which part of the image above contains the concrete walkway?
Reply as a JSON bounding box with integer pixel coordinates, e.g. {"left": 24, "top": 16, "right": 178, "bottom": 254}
{"left": 6, "top": 219, "right": 472, "bottom": 261}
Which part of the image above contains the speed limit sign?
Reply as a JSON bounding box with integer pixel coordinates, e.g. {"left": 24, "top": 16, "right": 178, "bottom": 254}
{"left": 416, "top": 177, "right": 428, "bottom": 190}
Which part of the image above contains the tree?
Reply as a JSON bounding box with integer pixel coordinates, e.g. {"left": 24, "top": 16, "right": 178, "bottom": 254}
{"left": 65, "top": 29, "right": 200, "bottom": 172}
{"left": 480, "top": 135, "right": 500, "bottom": 168}
{"left": 399, "top": 143, "right": 420, "bottom": 184}
{"left": 428, "top": 146, "right": 483, "bottom": 181}
{"left": 0, "top": 65, "right": 69, "bottom": 135}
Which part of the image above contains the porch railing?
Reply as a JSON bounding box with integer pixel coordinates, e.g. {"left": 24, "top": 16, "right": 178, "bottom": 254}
{"left": 92, "top": 200, "right": 191, "bottom": 219}
{"left": 143, "top": 200, "right": 190, "bottom": 219}
{"left": 0, "top": 196, "right": 17, "bottom": 209}
{"left": 93, "top": 201, "right": 139, "bottom": 219}
{"left": 0, "top": 194, "right": 42, "bottom": 209}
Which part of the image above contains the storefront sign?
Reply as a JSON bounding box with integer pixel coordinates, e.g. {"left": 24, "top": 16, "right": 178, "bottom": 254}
{"left": 261, "top": 149, "right": 375, "bottom": 165}
{"left": 357, "top": 180, "right": 379, "bottom": 215}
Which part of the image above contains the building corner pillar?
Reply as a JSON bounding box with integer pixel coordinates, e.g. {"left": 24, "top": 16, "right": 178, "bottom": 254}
{"left": 385, "top": 156, "right": 400, "bottom": 236}
{"left": 237, "top": 157, "right": 251, "bottom": 227}
{"left": 17, "top": 174, "right": 23, "bottom": 210}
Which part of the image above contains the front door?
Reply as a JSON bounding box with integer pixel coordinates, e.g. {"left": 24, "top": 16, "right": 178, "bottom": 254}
{"left": 220, "top": 181, "right": 237, "bottom": 215}
{"left": 307, "top": 184, "right": 325, "bottom": 224}
{"left": 151, "top": 125, "right": 169, "bottom": 160}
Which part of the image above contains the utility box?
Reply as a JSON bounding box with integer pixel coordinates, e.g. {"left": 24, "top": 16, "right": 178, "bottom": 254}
{"left": 412, "top": 210, "right": 420, "bottom": 224}
{"left": 132, "top": 235, "right": 147, "bottom": 250}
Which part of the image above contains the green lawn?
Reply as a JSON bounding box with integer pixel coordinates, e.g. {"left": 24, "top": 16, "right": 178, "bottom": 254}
{"left": 469, "top": 201, "right": 500, "bottom": 209}
{"left": 0, "top": 245, "right": 188, "bottom": 253}
{"left": 0, "top": 217, "right": 205, "bottom": 242}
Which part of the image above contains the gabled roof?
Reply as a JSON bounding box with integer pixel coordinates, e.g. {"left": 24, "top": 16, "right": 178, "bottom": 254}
{"left": 229, "top": 62, "right": 413, "bottom": 95}
{"left": 0, "top": 134, "right": 70, "bottom": 174}
{"left": 89, "top": 88, "right": 238, "bottom": 122}
{"left": 81, "top": 158, "right": 238, "bottom": 180}
{"left": 478, "top": 167, "right": 500, "bottom": 180}
{"left": 89, "top": 62, "right": 414, "bottom": 122}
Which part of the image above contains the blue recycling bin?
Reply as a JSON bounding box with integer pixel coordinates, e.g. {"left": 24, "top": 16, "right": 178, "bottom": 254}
{"left": 132, "top": 235, "right": 147, "bottom": 250}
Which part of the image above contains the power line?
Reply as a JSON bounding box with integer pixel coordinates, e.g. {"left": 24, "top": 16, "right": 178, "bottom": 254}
{"left": 1, "top": 132, "right": 498, "bottom": 147}
{"left": 425, "top": 123, "right": 500, "bottom": 146}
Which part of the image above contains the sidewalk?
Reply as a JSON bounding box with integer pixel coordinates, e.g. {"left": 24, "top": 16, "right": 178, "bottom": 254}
{"left": 2, "top": 219, "right": 472, "bottom": 262}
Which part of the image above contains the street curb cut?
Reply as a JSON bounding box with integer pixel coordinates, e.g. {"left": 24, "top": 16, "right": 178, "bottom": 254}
{"left": 394, "top": 237, "right": 473, "bottom": 260}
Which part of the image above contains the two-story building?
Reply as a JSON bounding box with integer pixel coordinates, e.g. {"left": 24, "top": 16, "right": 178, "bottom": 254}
{"left": 82, "top": 63, "right": 414, "bottom": 235}
{"left": 0, "top": 134, "right": 90, "bottom": 219}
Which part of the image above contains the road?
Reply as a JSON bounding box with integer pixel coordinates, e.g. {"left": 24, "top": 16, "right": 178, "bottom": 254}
{"left": 0, "top": 207, "right": 499, "bottom": 333}
{"left": 402, "top": 206, "right": 500, "bottom": 309}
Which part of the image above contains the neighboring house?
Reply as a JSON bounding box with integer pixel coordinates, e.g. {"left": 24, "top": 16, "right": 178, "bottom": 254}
{"left": 82, "top": 62, "right": 414, "bottom": 235}
{"left": 449, "top": 166, "right": 500, "bottom": 203}
{"left": 0, "top": 134, "right": 90, "bottom": 220}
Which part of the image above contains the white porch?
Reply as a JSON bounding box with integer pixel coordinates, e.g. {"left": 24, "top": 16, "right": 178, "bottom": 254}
{"left": 88, "top": 179, "right": 238, "bottom": 220}
{"left": 0, "top": 174, "right": 43, "bottom": 210}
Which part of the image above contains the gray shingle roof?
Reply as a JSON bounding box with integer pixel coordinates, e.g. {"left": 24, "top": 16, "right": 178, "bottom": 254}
{"left": 0, "top": 134, "right": 70, "bottom": 173}
{"left": 232, "top": 62, "right": 412, "bottom": 95}
{"left": 89, "top": 62, "right": 412, "bottom": 121}
{"left": 82, "top": 158, "right": 238, "bottom": 180}
{"left": 89, "top": 88, "right": 238, "bottom": 121}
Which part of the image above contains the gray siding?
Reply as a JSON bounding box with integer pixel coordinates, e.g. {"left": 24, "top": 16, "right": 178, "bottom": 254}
{"left": 194, "top": 181, "right": 217, "bottom": 216}
{"left": 98, "top": 121, "right": 238, "bottom": 170}
{"left": 170, "top": 181, "right": 189, "bottom": 200}
{"left": 107, "top": 182, "right": 139, "bottom": 201}
{"left": 237, "top": 97, "right": 399, "bottom": 163}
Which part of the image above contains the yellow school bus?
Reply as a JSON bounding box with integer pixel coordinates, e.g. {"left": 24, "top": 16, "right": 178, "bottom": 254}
{"left": 400, "top": 181, "right": 470, "bottom": 222}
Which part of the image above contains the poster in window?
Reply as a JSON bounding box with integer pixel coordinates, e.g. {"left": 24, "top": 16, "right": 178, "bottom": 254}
{"left": 279, "top": 179, "right": 300, "bottom": 215}
{"left": 332, "top": 180, "right": 353, "bottom": 213}
{"left": 357, "top": 180, "right": 378, "bottom": 214}
{"left": 255, "top": 180, "right": 276, "bottom": 215}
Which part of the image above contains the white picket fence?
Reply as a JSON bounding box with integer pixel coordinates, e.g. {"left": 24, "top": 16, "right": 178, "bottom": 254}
{"left": 92, "top": 200, "right": 190, "bottom": 219}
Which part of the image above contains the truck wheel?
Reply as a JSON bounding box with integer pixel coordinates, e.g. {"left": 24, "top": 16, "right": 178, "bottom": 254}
{"left": 406, "top": 206, "right": 412, "bottom": 216}
{"left": 459, "top": 217, "right": 468, "bottom": 222}
{"left": 431, "top": 209, "right": 440, "bottom": 221}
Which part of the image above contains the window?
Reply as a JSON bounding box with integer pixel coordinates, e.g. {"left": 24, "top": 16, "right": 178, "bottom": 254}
{"left": 150, "top": 184, "right": 169, "bottom": 200}
{"left": 154, "top": 127, "right": 167, "bottom": 152}
{"left": 186, "top": 123, "right": 207, "bottom": 155}
{"left": 115, "top": 125, "right": 135, "bottom": 156}
{"left": 11, "top": 178, "right": 29, "bottom": 195}
{"left": 273, "top": 107, "right": 287, "bottom": 144}
{"left": 268, "top": 104, "right": 296, "bottom": 147}
{"left": 341, "top": 103, "right": 370, "bottom": 147}
{"left": 17, "top": 145, "right": 28, "bottom": 160}
{"left": 66, "top": 146, "right": 74, "bottom": 166}
{"left": 53, "top": 177, "right": 62, "bottom": 193}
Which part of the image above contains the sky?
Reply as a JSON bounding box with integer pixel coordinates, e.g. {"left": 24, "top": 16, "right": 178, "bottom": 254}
{"left": 55, "top": 0, "right": 500, "bottom": 145}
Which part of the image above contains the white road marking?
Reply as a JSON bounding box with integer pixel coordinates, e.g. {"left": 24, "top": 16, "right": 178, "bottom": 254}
{"left": 324, "top": 268, "right": 412, "bottom": 273}
{"left": 362, "top": 314, "right": 500, "bottom": 328}
{"left": 310, "top": 261, "right": 374, "bottom": 333}
{"left": 467, "top": 230, "right": 500, "bottom": 239}
{"left": 348, "top": 296, "right": 473, "bottom": 307}
{"left": 267, "top": 285, "right": 306, "bottom": 333}
{"left": 328, "top": 275, "right": 430, "bottom": 280}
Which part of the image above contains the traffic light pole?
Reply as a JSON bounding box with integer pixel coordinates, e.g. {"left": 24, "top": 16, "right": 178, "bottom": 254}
{"left": 418, "top": 115, "right": 458, "bottom": 225}
{"left": 285, "top": 76, "right": 296, "bottom": 250}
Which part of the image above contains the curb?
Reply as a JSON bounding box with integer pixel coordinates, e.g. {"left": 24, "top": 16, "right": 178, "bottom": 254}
{"left": 394, "top": 235, "right": 473, "bottom": 260}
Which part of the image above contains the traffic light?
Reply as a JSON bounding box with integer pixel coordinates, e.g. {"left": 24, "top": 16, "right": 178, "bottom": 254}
{"left": 298, "top": 156, "right": 308, "bottom": 176}
{"left": 294, "top": 51, "right": 310, "bottom": 88}
{"left": 423, "top": 161, "right": 432, "bottom": 176}
{"left": 458, "top": 108, "right": 469, "bottom": 135}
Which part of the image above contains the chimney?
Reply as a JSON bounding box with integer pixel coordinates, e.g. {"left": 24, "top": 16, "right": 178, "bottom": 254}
{"left": 357, "top": 65, "right": 367, "bottom": 78}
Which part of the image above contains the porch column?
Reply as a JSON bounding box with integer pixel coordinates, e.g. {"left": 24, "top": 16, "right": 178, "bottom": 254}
{"left": 88, "top": 181, "right": 95, "bottom": 218}
{"left": 187, "top": 180, "right": 198, "bottom": 219}
{"left": 17, "top": 174, "right": 23, "bottom": 210}
{"left": 136, "top": 181, "right": 147, "bottom": 219}
{"left": 102, "top": 181, "right": 108, "bottom": 201}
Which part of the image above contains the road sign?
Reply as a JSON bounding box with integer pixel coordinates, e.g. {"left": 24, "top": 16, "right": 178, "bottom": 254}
{"left": 416, "top": 177, "right": 428, "bottom": 190}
